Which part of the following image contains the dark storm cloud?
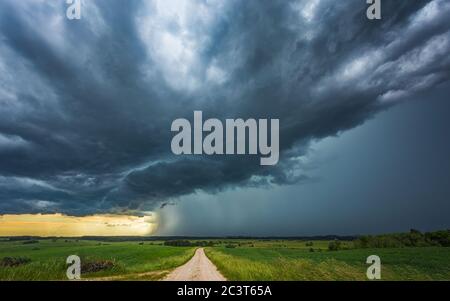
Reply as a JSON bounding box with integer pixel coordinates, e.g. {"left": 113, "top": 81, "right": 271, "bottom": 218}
{"left": 0, "top": 0, "right": 449, "bottom": 215}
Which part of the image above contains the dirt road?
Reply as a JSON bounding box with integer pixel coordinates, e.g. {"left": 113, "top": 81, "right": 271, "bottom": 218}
{"left": 163, "top": 248, "right": 226, "bottom": 281}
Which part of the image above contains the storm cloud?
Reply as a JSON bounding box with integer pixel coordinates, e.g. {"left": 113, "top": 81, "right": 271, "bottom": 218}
{"left": 0, "top": 0, "right": 449, "bottom": 216}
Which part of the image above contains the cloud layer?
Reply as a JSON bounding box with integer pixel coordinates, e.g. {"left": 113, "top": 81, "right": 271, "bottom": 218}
{"left": 0, "top": 0, "right": 449, "bottom": 215}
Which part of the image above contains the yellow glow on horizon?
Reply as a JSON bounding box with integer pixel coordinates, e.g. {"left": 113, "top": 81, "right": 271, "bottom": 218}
{"left": 0, "top": 213, "right": 158, "bottom": 237}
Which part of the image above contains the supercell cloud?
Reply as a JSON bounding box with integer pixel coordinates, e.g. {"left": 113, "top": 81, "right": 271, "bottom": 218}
{"left": 0, "top": 0, "right": 449, "bottom": 216}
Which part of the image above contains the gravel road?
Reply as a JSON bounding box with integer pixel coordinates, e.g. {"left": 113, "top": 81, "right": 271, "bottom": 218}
{"left": 163, "top": 248, "right": 226, "bottom": 281}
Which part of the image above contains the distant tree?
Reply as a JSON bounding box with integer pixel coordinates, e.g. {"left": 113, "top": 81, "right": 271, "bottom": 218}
{"left": 328, "top": 240, "right": 341, "bottom": 251}
{"left": 353, "top": 229, "right": 449, "bottom": 249}
{"left": 164, "top": 240, "right": 193, "bottom": 247}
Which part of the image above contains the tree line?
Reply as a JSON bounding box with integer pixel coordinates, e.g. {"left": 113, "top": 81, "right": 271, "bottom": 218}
{"left": 353, "top": 229, "right": 450, "bottom": 249}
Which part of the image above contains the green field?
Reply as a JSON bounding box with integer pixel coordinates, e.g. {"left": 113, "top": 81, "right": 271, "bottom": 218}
{"left": 0, "top": 238, "right": 449, "bottom": 281}
{"left": 205, "top": 244, "right": 450, "bottom": 281}
{"left": 0, "top": 239, "right": 195, "bottom": 280}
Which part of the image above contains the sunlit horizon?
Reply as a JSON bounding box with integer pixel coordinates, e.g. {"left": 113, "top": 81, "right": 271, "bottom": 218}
{"left": 0, "top": 213, "right": 158, "bottom": 237}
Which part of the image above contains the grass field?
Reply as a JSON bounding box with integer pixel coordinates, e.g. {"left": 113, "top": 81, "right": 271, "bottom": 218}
{"left": 205, "top": 243, "right": 450, "bottom": 280}
{"left": 0, "top": 238, "right": 448, "bottom": 281}
{"left": 0, "top": 239, "right": 195, "bottom": 280}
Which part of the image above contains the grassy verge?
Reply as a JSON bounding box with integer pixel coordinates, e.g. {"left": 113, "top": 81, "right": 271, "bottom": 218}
{"left": 0, "top": 239, "right": 195, "bottom": 280}
{"left": 205, "top": 246, "right": 450, "bottom": 280}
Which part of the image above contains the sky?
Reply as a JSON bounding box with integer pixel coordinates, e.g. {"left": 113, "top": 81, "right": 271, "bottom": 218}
{"left": 0, "top": 0, "right": 449, "bottom": 236}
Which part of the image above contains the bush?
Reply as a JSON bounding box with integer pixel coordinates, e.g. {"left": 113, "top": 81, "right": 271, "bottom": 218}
{"left": 0, "top": 257, "right": 31, "bottom": 267}
{"left": 328, "top": 240, "right": 341, "bottom": 251}
{"left": 22, "top": 240, "right": 39, "bottom": 245}
{"left": 81, "top": 259, "right": 115, "bottom": 274}
{"left": 305, "top": 241, "right": 313, "bottom": 247}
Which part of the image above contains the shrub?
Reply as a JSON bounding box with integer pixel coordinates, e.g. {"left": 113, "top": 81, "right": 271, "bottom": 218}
{"left": 22, "top": 240, "right": 39, "bottom": 245}
{"left": 81, "top": 259, "right": 115, "bottom": 274}
{"left": 0, "top": 257, "right": 31, "bottom": 267}
{"left": 328, "top": 240, "right": 341, "bottom": 251}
